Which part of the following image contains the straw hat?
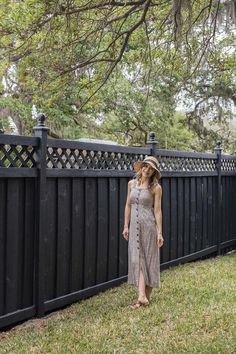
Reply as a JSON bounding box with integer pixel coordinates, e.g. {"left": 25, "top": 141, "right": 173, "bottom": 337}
{"left": 134, "top": 156, "right": 161, "bottom": 180}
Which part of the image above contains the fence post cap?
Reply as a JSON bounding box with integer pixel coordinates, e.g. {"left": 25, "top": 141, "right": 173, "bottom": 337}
{"left": 214, "top": 140, "right": 223, "bottom": 153}
{"left": 33, "top": 113, "right": 49, "bottom": 133}
{"left": 146, "top": 131, "right": 158, "bottom": 144}
{"left": 36, "top": 113, "right": 46, "bottom": 127}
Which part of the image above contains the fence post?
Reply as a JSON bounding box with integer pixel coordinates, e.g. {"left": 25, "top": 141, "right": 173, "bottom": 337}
{"left": 33, "top": 113, "right": 49, "bottom": 317}
{"left": 146, "top": 132, "right": 158, "bottom": 156}
{"left": 214, "top": 140, "right": 223, "bottom": 256}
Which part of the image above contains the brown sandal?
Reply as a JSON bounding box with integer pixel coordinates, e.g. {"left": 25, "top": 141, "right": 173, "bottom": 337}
{"left": 130, "top": 300, "right": 149, "bottom": 309}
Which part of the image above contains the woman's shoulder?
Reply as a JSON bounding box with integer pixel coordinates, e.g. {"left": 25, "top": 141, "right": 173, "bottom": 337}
{"left": 151, "top": 181, "right": 162, "bottom": 194}
{"left": 128, "top": 179, "right": 136, "bottom": 188}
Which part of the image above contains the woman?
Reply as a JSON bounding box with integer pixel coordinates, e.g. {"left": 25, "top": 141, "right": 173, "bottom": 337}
{"left": 122, "top": 156, "right": 164, "bottom": 309}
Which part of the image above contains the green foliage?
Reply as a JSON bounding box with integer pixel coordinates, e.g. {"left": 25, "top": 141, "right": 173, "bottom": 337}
{"left": 0, "top": 97, "right": 32, "bottom": 134}
{"left": 0, "top": 1, "right": 235, "bottom": 151}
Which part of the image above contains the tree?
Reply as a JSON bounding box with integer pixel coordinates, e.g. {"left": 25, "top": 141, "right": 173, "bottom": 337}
{"left": 0, "top": 0, "right": 235, "bottom": 150}
{"left": 1, "top": 0, "right": 235, "bottom": 107}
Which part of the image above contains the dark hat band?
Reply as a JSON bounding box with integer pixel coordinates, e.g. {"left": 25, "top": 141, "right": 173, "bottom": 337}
{"left": 143, "top": 159, "right": 159, "bottom": 170}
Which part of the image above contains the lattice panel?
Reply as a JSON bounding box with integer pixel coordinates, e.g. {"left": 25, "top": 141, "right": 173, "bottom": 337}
{"left": 221, "top": 158, "right": 236, "bottom": 171}
{"left": 0, "top": 144, "right": 36, "bottom": 168}
{"left": 158, "top": 156, "right": 217, "bottom": 172}
{"left": 47, "top": 147, "right": 147, "bottom": 170}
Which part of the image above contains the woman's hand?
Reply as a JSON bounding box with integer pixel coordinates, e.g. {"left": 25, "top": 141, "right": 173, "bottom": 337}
{"left": 157, "top": 235, "right": 164, "bottom": 248}
{"left": 122, "top": 227, "right": 129, "bottom": 241}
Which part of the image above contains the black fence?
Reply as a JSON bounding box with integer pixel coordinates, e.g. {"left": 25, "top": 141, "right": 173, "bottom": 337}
{"left": 0, "top": 114, "right": 236, "bottom": 330}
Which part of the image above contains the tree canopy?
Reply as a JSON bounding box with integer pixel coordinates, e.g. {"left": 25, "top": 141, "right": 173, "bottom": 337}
{"left": 0, "top": 0, "right": 235, "bottom": 151}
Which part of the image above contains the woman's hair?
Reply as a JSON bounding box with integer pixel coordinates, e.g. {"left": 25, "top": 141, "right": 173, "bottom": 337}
{"left": 135, "top": 169, "right": 159, "bottom": 189}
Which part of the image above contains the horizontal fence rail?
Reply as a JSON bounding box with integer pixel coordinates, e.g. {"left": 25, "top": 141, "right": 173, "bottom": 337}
{"left": 0, "top": 115, "right": 236, "bottom": 329}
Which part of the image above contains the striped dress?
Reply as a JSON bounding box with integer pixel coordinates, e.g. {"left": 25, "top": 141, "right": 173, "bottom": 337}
{"left": 128, "top": 180, "right": 160, "bottom": 288}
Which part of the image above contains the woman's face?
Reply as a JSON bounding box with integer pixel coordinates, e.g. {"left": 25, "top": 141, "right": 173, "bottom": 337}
{"left": 141, "top": 163, "right": 155, "bottom": 178}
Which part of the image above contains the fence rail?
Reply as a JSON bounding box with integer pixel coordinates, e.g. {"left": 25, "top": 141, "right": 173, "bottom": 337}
{"left": 0, "top": 114, "right": 236, "bottom": 329}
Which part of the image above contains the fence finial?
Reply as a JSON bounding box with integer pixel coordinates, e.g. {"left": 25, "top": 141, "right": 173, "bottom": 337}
{"left": 33, "top": 113, "right": 49, "bottom": 136}
{"left": 214, "top": 140, "right": 223, "bottom": 153}
{"left": 147, "top": 132, "right": 157, "bottom": 144}
{"left": 36, "top": 113, "right": 46, "bottom": 127}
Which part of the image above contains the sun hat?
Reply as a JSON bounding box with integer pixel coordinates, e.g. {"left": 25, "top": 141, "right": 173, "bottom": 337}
{"left": 134, "top": 156, "right": 161, "bottom": 180}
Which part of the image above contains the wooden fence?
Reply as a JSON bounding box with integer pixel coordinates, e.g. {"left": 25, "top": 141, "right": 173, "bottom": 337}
{"left": 0, "top": 114, "right": 236, "bottom": 329}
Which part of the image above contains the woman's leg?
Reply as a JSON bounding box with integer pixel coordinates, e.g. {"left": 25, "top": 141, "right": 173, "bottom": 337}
{"left": 138, "top": 271, "right": 149, "bottom": 303}
{"left": 145, "top": 285, "right": 153, "bottom": 302}
{"left": 130, "top": 271, "right": 149, "bottom": 308}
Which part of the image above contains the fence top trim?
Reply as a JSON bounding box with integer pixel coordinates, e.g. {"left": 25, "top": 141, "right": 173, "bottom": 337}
{"left": 156, "top": 149, "right": 217, "bottom": 159}
{"left": 0, "top": 134, "right": 39, "bottom": 146}
{"left": 47, "top": 138, "right": 150, "bottom": 154}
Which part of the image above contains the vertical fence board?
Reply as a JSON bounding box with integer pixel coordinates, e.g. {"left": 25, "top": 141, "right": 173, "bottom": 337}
{"left": 177, "top": 178, "right": 184, "bottom": 258}
{"left": 119, "top": 178, "right": 128, "bottom": 277}
{"left": 190, "top": 178, "right": 196, "bottom": 253}
{"left": 96, "top": 178, "right": 109, "bottom": 284}
{"left": 108, "top": 178, "right": 119, "bottom": 280}
{"left": 225, "top": 177, "right": 230, "bottom": 241}
{"left": 233, "top": 177, "right": 236, "bottom": 240}
{"left": 6, "top": 179, "right": 20, "bottom": 313}
{"left": 213, "top": 177, "right": 218, "bottom": 247}
{"left": 183, "top": 178, "right": 190, "bottom": 256}
{"left": 196, "top": 178, "right": 203, "bottom": 252}
{"left": 84, "top": 178, "right": 97, "bottom": 288}
{"left": 229, "top": 177, "right": 234, "bottom": 242}
{"left": 71, "top": 178, "right": 85, "bottom": 292}
{"left": 221, "top": 177, "right": 226, "bottom": 244}
{"left": 16, "top": 180, "right": 25, "bottom": 310}
{"left": 44, "top": 179, "right": 57, "bottom": 301}
{"left": 229, "top": 177, "right": 233, "bottom": 242}
{"left": 162, "top": 178, "right": 170, "bottom": 263}
{"left": 202, "top": 178, "right": 208, "bottom": 249}
{"left": 56, "top": 178, "right": 71, "bottom": 296}
{"left": 22, "top": 179, "right": 35, "bottom": 308}
{"left": 0, "top": 179, "right": 6, "bottom": 315}
{"left": 170, "top": 179, "right": 177, "bottom": 260}
{"left": 207, "top": 177, "right": 213, "bottom": 247}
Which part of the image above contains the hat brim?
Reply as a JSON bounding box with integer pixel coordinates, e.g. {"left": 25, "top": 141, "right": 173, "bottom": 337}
{"left": 134, "top": 160, "right": 161, "bottom": 179}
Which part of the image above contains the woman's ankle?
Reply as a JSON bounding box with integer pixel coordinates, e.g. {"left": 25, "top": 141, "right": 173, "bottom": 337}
{"left": 138, "top": 295, "right": 149, "bottom": 303}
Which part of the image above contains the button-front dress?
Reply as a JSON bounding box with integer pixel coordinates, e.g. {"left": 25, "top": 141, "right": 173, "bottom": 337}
{"left": 128, "top": 180, "right": 160, "bottom": 288}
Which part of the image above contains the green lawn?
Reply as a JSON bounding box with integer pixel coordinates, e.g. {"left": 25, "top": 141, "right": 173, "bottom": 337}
{"left": 1, "top": 253, "right": 236, "bottom": 354}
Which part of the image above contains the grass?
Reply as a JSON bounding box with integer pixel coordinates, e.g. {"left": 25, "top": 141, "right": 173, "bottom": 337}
{"left": 0, "top": 253, "right": 236, "bottom": 354}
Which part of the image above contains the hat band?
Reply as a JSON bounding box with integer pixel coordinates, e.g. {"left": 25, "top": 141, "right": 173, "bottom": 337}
{"left": 144, "top": 159, "right": 159, "bottom": 170}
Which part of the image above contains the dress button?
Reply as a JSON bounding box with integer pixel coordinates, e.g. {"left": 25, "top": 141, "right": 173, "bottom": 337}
{"left": 137, "top": 247, "right": 140, "bottom": 250}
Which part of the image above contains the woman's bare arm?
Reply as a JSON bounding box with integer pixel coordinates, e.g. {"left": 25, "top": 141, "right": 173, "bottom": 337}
{"left": 153, "top": 184, "right": 164, "bottom": 248}
{"left": 122, "top": 180, "right": 132, "bottom": 240}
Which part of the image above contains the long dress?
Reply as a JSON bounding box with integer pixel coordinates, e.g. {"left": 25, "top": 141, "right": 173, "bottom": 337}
{"left": 128, "top": 180, "right": 160, "bottom": 288}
